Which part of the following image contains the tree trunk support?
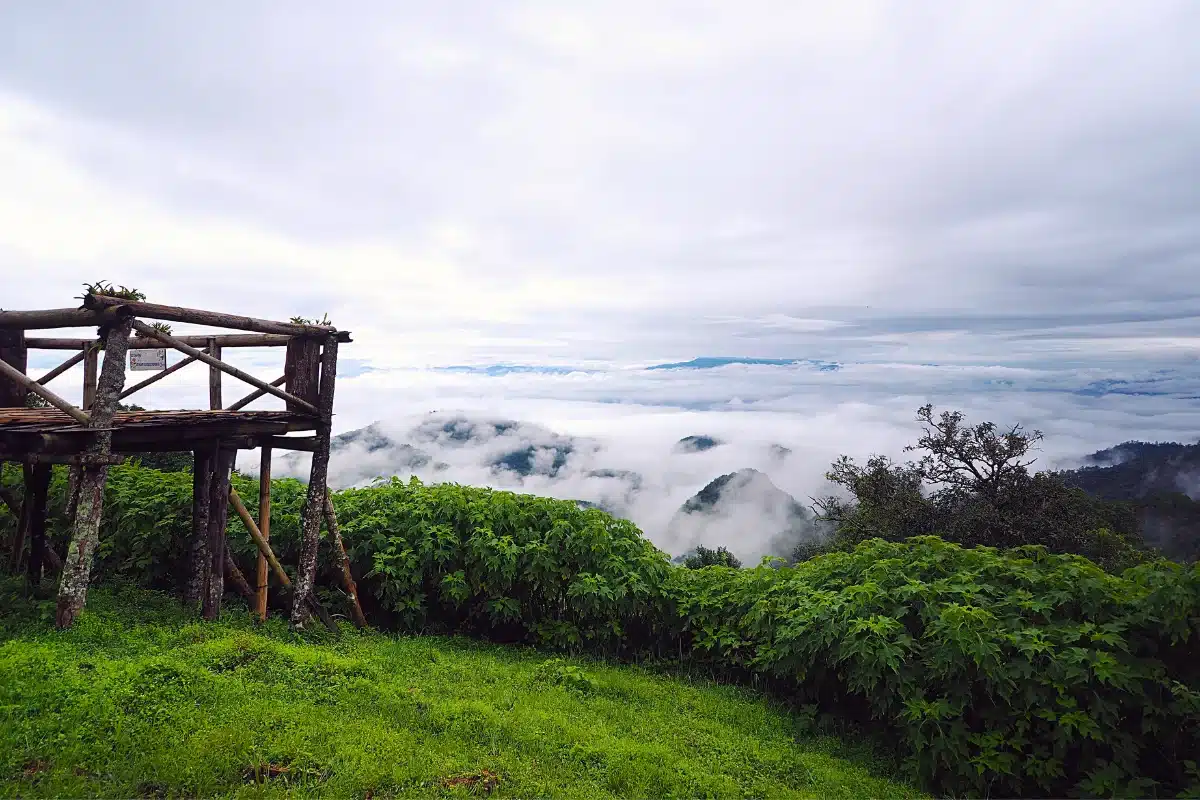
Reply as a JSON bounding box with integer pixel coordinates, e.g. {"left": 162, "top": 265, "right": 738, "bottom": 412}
{"left": 184, "top": 446, "right": 214, "bottom": 611}
{"left": 8, "top": 464, "right": 33, "bottom": 572}
{"left": 55, "top": 318, "right": 134, "bottom": 629}
{"left": 290, "top": 334, "right": 338, "bottom": 628}
{"left": 203, "top": 445, "right": 236, "bottom": 621}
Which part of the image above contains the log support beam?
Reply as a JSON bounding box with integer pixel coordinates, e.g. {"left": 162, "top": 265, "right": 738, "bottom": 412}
{"left": 55, "top": 318, "right": 133, "bottom": 628}
{"left": 291, "top": 334, "right": 338, "bottom": 628}
{"left": 185, "top": 447, "right": 213, "bottom": 611}
{"left": 203, "top": 445, "right": 236, "bottom": 621}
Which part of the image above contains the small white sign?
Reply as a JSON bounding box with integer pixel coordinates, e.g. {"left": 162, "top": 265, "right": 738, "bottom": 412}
{"left": 129, "top": 348, "right": 167, "bottom": 371}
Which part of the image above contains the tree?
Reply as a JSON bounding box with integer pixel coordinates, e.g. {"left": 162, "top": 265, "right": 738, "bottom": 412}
{"left": 682, "top": 545, "right": 742, "bottom": 569}
{"left": 809, "top": 405, "right": 1147, "bottom": 568}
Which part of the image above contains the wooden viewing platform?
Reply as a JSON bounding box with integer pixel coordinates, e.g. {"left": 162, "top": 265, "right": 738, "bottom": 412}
{"left": 0, "top": 288, "right": 367, "bottom": 632}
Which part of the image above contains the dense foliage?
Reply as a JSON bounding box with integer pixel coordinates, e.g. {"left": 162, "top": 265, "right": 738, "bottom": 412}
{"left": 2, "top": 463, "right": 1198, "bottom": 797}
{"left": 680, "top": 545, "right": 743, "bottom": 570}
{"left": 808, "top": 405, "right": 1151, "bottom": 571}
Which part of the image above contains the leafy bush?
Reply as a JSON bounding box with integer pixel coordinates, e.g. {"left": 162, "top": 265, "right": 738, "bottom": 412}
{"left": 5, "top": 463, "right": 1198, "bottom": 797}
{"left": 665, "top": 537, "right": 1200, "bottom": 797}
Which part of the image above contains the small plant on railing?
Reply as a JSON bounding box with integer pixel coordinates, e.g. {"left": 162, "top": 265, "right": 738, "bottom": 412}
{"left": 78, "top": 281, "right": 146, "bottom": 302}
{"left": 290, "top": 313, "right": 331, "bottom": 326}
{"left": 148, "top": 321, "right": 173, "bottom": 335}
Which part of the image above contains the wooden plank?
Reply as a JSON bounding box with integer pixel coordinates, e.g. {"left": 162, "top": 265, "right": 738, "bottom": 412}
{"left": 82, "top": 344, "right": 99, "bottom": 411}
{"left": 185, "top": 446, "right": 214, "bottom": 611}
{"left": 130, "top": 320, "right": 321, "bottom": 416}
{"left": 85, "top": 295, "right": 340, "bottom": 337}
{"left": 259, "top": 435, "right": 318, "bottom": 452}
{"left": 55, "top": 317, "right": 134, "bottom": 629}
{"left": 28, "top": 333, "right": 300, "bottom": 350}
{"left": 225, "top": 376, "right": 286, "bottom": 411}
{"left": 208, "top": 339, "right": 222, "bottom": 410}
{"left": 0, "top": 453, "right": 126, "bottom": 466}
{"left": 0, "top": 358, "right": 91, "bottom": 425}
{"left": 203, "top": 446, "right": 237, "bottom": 621}
{"left": 256, "top": 445, "right": 272, "bottom": 621}
{"left": 36, "top": 349, "right": 87, "bottom": 386}
{"left": 118, "top": 350, "right": 206, "bottom": 400}
{"left": 0, "top": 329, "right": 28, "bottom": 407}
{"left": 291, "top": 334, "right": 338, "bottom": 628}
{"left": 324, "top": 495, "right": 367, "bottom": 629}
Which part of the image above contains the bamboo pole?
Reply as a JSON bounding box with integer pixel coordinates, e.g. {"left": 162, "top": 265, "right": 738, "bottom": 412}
{"left": 129, "top": 321, "right": 320, "bottom": 416}
{"left": 36, "top": 349, "right": 87, "bottom": 386}
{"left": 225, "top": 376, "right": 286, "bottom": 411}
{"left": 55, "top": 317, "right": 134, "bottom": 629}
{"left": 224, "top": 541, "right": 256, "bottom": 604}
{"left": 229, "top": 487, "right": 290, "bottom": 587}
{"left": 324, "top": 495, "right": 367, "bottom": 629}
{"left": 0, "top": 358, "right": 91, "bottom": 424}
{"left": 291, "top": 334, "right": 338, "bottom": 628}
{"left": 84, "top": 295, "right": 339, "bottom": 337}
{"left": 119, "top": 349, "right": 207, "bottom": 400}
{"left": 229, "top": 486, "right": 338, "bottom": 633}
{"left": 256, "top": 446, "right": 272, "bottom": 621}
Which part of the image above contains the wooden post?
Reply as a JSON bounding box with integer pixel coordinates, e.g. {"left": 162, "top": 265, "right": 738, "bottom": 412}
{"left": 324, "top": 495, "right": 367, "bottom": 628}
{"left": 229, "top": 486, "right": 338, "bottom": 633}
{"left": 291, "top": 334, "right": 338, "bottom": 628}
{"left": 0, "top": 330, "right": 27, "bottom": 407}
{"left": 284, "top": 337, "right": 321, "bottom": 413}
{"left": 203, "top": 445, "right": 236, "bottom": 621}
{"left": 82, "top": 343, "right": 99, "bottom": 411}
{"left": 256, "top": 445, "right": 272, "bottom": 621}
{"left": 55, "top": 318, "right": 134, "bottom": 629}
{"left": 9, "top": 465, "right": 33, "bottom": 572}
{"left": 184, "top": 446, "right": 214, "bottom": 611}
{"left": 224, "top": 541, "right": 256, "bottom": 604}
{"left": 36, "top": 349, "right": 88, "bottom": 386}
{"left": 208, "top": 338, "right": 222, "bottom": 410}
{"left": 25, "top": 464, "right": 52, "bottom": 587}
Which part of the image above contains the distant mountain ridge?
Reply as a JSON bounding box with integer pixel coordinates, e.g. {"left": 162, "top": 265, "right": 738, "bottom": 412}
{"left": 1059, "top": 439, "right": 1200, "bottom": 563}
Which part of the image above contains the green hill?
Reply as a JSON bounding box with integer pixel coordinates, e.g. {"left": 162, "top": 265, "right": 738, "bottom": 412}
{"left": 0, "top": 584, "right": 916, "bottom": 799}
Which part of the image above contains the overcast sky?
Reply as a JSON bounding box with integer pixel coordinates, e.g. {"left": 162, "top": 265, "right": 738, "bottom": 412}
{"left": 2, "top": 1, "right": 1198, "bottom": 486}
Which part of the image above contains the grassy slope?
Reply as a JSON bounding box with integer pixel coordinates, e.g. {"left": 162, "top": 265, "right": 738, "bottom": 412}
{"left": 0, "top": 585, "right": 920, "bottom": 799}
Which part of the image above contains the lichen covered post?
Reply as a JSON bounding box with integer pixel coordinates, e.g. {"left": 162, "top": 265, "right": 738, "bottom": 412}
{"left": 290, "top": 333, "right": 338, "bottom": 628}
{"left": 185, "top": 445, "right": 214, "bottom": 611}
{"left": 55, "top": 316, "right": 134, "bottom": 628}
{"left": 203, "top": 445, "right": 236, "bottom": 621}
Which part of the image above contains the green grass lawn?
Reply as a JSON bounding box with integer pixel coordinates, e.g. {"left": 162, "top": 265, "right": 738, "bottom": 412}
{"left": 0, "top": 584, "right": 920, "bottom": 798}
